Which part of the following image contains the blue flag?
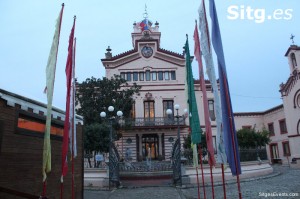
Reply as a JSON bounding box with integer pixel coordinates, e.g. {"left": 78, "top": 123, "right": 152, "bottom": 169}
{"left": 208, "top": 0, "right": 241, "bottom": 175}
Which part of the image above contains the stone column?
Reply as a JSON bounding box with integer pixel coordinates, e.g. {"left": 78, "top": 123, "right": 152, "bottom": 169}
{"left": 138, "top": 134, "right": 143, "bottom": 160}
{"left": 158, "top": 133, "right": 162, "bottom": 156}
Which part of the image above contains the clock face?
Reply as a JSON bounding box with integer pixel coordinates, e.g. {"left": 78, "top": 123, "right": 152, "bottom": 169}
{"left": 141, "top": 46, "right": 153, "bottom": 58}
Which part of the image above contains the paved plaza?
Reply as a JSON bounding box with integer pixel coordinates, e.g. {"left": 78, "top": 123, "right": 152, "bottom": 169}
{"left": 84, "top": 165, "right": 300, "bottom": 199}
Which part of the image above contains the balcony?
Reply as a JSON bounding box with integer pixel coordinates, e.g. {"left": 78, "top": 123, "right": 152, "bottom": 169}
{"left": 122, "top": 117, "right": 186, "bottom": 128}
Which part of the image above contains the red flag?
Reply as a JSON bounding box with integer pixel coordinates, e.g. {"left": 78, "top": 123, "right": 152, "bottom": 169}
{"left": 62, "top": 17, "right": 76, "bottom": 178}
{"left": 194, "top": 21, "right": 216, "bottom": 166}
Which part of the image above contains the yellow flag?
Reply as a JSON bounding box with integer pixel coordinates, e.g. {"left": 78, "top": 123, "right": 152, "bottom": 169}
{"left": 43, "top": 5, "right": 64, "bottom": 182}
{"left": 192, "top": 143, "right": 198, "bottom": 167}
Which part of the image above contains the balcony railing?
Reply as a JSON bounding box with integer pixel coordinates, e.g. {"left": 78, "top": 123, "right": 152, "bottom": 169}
{"left": 122, "top": 117, "right": 186, "bottom": 128}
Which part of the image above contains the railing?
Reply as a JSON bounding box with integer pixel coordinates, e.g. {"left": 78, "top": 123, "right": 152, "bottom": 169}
{"left": 182, "top": 148, "right": 268, "bottom": 166}
{"left": 239, "top": 148, "right": 268, "bottom": 162}
{"left": 108, "top": 142, "right": 121, "bottom": 188}
{"left": 119, "top": 161, "right": 173, "bottom": 172}
{"left": 171, "top": 138, "right": 181, "bottom": 186}
{"left": 123, "top": 117, "right": 185, "bottom": 127}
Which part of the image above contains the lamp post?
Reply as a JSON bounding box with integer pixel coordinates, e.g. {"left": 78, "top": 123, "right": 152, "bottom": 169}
{"left": 100, "top": 106, "right": 123, "bottom": 189}
{"left": 166, "top": 104, "right": 187, "bottom": 186}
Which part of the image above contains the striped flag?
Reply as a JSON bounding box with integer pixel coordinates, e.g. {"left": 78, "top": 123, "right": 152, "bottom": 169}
{"left": 43, "top": 4, "right": 64, "bottom": 182}
{"left": 62, "top": 17, "right": 76, "bottom": 179}
{"left": 198, "top": 0, "right": 227, "bottom": 165}
{"left": 185, "top": 36, "right": 202, "bottom": 145}
{"left": 208, "top": 0, "right": 241, "bottom": 175}
{"left": 69, "top": 38, "right": 77, "bottom": 158}
{"left": 193, "top": 21, "right": 216, "bottom": 167}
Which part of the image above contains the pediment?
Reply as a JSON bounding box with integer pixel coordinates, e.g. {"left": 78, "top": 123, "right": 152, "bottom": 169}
{"left": 101, "top": 40, "right": 186, "bottom": 69}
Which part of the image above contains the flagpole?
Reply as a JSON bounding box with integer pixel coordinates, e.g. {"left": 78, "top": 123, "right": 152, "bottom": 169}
{"left": 193, "top": 19, "right": 216, "bottom": 199}
{"left": 42, "top": 181, "right": 47, "bottom": 198}
{"left": 61, "top": 15, "right": 76, "bottom": 199}
{"left": 72, "top": 113, "right": 74, "bottom": 199}
{"left": 210, "top": 165, "right": 215, "bottom": 199}
{"left": 198, "top": 145, "right": 206, "bottom": 199}
{"left": 207, "top": 0, "right": 242, "bottom": 197}
{"left": 221, "top": 163, "right": 227, "bottom": 199}
{"left": 223, "top": 74, "right": 242, "bottom": 199}
{"left": 71, "top": 37, "right": 77, "bottom": 199}
{"left": 196, "top": 166, "right": 201, "bottom": 199}
{"left": 41, "top": 3, "right": 64, "bottom": 198}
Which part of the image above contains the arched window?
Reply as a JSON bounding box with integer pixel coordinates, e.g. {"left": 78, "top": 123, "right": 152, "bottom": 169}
{"left": 291, "top": 53, "right": 297, "bottom": 69}
{"left": 293, "top": 89, "right": 300, "bottom": 108}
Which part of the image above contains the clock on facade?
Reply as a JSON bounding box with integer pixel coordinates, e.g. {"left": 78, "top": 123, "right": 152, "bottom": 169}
{"left": 141, "top": 45, "right": 153, "bottom": 58}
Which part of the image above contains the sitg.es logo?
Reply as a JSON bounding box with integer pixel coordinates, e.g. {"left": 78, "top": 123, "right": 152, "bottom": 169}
{"left": 227, "top": 5, "right": 293, "bottom": 23}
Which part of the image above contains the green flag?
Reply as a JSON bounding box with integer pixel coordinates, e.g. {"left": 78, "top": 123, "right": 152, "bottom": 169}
{"left": 185, "top": 35, "right": 202, "bottom": 144}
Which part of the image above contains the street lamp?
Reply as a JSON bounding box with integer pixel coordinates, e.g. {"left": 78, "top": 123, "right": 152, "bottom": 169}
{"left": 100, "top": 106, "right": 123, "bottom": 189}
{"left": 166, "top": 104, "right": 187, "bottom": 186}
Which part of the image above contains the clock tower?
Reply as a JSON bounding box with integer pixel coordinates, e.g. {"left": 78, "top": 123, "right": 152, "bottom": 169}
{"left": 101, "top": 11, "right": 188, "bottom": 162}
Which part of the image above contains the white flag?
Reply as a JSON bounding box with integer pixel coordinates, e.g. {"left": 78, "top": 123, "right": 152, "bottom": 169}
{"left": 198, "top": 0, "right": 227, "bottom": 164}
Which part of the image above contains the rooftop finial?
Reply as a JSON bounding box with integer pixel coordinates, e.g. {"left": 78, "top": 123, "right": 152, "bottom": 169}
{"left": 143, "top": 4, "right": 148, "bottom": 19}
{"left": 290, "top": 34, "right": 295, "bottom": 44}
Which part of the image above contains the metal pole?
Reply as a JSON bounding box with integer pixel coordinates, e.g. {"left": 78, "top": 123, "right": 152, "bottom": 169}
{"left": 176, "top": 109, "right": 182, "bottom": 186}
{"left": 109, "top": 118, "right": 113, "bottom": 190}
{"left": 221, "top": 164, "right": 227, "bottom": 199}
{"left": 199, "top": 145, "right": 207, "bottom": 199}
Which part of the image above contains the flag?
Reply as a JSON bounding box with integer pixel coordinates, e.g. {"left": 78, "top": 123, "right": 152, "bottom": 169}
{"left": 194, "top": 21, "right": 216, "bottom": 167}
{"left": 62, "top": 17, "right": 76, "bottom": 178}
{"left": 198, "top": 0, "right": 227, "bottom": 165}
{"left": 43, "top": 4, "right": 64, "bottom": 182}
{"left": 192, "top": 143, "right": 198, "bottom": 167}
{"left": 208, "top": 0, "right": 241, "bottom": 175}
{"left": 185, "top": 36, "right": 202, "bottom": 144}
{"left": 140, "top": 19, "right": 152, "bottom": 31}
{"left": 69, "top": 38, "right": 77, "bottom": 158}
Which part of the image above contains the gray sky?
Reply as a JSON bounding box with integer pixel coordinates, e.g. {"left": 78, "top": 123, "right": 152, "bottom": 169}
{"left": 0, "top": 0, "right": 299, "bottom": 112}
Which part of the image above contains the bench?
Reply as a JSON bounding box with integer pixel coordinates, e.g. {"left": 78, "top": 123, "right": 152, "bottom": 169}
{"left": 291, "top": 157, "right": 300, "bottom": 164}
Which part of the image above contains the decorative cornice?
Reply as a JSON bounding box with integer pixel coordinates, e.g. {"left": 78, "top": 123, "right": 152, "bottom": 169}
{"left": 288, "top": 134, "right": 300, "bottom": 138}
{"left": 101, "top": 49, "right": 137, "bottom": 62}
{"left": 157, "top": 48, "right": 184, "bottom": 59}
{"left": 153, "top": 55, "right": 184, "bottom": 67}
{"left": 280, "top": 70, "right": 300, "bottom": 96}
{"left": 101, "top": 38, "right": 184, "bottom": 64}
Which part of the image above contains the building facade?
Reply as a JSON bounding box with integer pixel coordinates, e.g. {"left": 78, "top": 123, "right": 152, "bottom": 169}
{"left": 233, "top": 44, "right": 300, "bottom": 165}
{"left": 101, "top": 15, "right": 300, "bottom": 165}
{"left": 101, "top": 16, "right": 217, "bottom": 162}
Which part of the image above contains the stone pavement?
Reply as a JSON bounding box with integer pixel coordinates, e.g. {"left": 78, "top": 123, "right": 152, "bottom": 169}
{"left": 84, "top": 165, "right": 300, "bottom": 199}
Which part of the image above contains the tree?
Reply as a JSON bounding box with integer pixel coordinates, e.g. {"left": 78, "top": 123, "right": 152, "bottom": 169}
{"left": 182, "top": 133, "right": 207, "bottom": 164}
{"left": 76, "top": 75, "right": 141, "bottom": 156}
{"left": 255, "top": 129, "right": 271, "bottom": 149}
{"left": 237, "top": 128, "right": 271, "bottom": 149}
{"left": 84, "top": 123, "right": 109, "bottom": 168}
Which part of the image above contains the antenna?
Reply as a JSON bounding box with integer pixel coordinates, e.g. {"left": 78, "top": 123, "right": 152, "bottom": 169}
{"left": 143, "top": 4, "right": 148, "bottom": 19}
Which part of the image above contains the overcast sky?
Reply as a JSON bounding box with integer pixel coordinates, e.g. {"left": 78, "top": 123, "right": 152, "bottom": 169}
{"left": 0, "top": 0, "right": 299, "bottom": 113}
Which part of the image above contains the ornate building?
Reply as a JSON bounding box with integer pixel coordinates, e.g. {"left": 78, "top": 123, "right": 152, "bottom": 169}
{"left": 101, "top": 15, "right": 217, "bottom": 162}
{"left": 101, "top": 13, "right": 300, "bottom": 165}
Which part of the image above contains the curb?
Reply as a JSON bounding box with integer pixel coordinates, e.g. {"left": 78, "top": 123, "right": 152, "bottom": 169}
{"left": 181, "top": 171, "right": 282, "bottom": 189}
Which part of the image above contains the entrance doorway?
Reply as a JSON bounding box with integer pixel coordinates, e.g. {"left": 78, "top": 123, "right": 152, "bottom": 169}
{"left": 142, "top": 134, "right": 159, "bottom": 160}
{"left": 270, "top": 143, "right": 280, "bottom": 163}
